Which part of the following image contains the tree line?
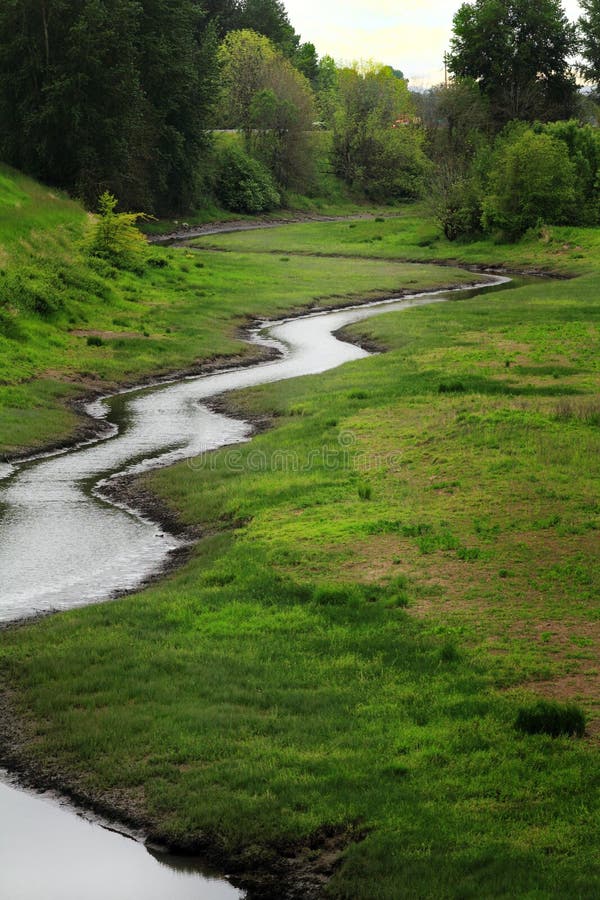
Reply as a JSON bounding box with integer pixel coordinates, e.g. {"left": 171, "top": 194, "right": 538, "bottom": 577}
{"left": 418, "top": 0, "right": 600, "bottom": 240}
{"left": 3, "top": 0, "right": 600, "bottom": 230}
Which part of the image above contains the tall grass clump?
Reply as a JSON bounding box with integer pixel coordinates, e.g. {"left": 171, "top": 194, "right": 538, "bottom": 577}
{"left": 515, "top": 700, "right": 586, "bottom": 738}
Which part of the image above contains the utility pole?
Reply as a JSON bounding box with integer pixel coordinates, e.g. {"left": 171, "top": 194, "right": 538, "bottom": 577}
{"left": 444, "top": 52, "right": 449, "bottom": 88}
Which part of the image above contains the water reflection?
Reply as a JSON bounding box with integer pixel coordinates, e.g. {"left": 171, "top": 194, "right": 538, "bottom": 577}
{"left": 0, "top": 779, "right": 243, "bottom": 900}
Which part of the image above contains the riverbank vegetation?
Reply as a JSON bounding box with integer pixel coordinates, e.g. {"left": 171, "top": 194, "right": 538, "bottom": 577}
{"left": 1, "top": 0, "right": 600, "bottom": 896}
{"left": 0, "top": 165, "right": 477, "bottom": 457}
{"left": 2, "top": 237, "right": 599, "bottom": 896}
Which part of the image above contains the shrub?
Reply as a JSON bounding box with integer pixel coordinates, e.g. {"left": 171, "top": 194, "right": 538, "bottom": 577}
{"left": 148, "top": 255, "right": 168, "bottom": 269}
{"left": 86, "top": 335, "right": 104, "bottom": 347}
{"left": 432, "top": 169, "right": 483, "bottom": 241}
{"left": 0, "top": 268, "right": 63, "bottom": 317}
{"left": 215, "top": 145, "right": 280, "bottom": 214}
{"left": 515, "top": 700, "right": 586, "bottom": 738}
{"left": 543, "top": 120, "right": 600, "bottom": 225}
{"left": 87, "top": 192, "right": 148, "bottom": 269}
{"left": 482, "top": 129, "right": 577, "bottom": 239}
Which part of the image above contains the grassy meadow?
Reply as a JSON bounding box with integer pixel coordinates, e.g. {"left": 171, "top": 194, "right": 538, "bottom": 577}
{"left": 0, "top": 165, "right": 474, "bottom": 456}
{"left": 189, "top": 206, "right": 600, "bottom": 277}
{"left": 1, "top": 170, "right": 599, "bottom": 896}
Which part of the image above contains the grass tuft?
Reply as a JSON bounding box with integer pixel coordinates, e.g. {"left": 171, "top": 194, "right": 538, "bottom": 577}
{"left": 515, "top": 701, "right": 586, "bottom": 738}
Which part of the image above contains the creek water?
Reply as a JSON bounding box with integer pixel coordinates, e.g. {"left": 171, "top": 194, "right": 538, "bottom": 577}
{"left": 0, "top": 777, "right": 242, "bottom": 900}
{"left": 0, "top": 274, "right": 511, "bottom": 899}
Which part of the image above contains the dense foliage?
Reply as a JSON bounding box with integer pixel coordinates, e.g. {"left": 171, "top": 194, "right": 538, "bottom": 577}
{"left": 332, "top": 64, "right": 429, "bottom": 201}
{"left": 579, "top": 0, "right": 600, "bottom": 93}
{"left": 1, "top": 0, "right": 599, "bottom": 241}
{"left": 215, "top": 144, "right": 280, "bottom": 212}
{"left": 449, "top": 0, "right": 578, "bottom": 125}
{"left": 0, "top": 0, "right": 218, "bottom": 213}
{"left": 218, "top": 29, "right": 316, "bottom": 191}
{"left": 482, "top": 128, "right": 577, "bottom": 237}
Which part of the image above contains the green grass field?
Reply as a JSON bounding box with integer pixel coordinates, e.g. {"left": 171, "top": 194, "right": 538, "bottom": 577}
{"left": 1, "top": 170, "right": 599, "bottom": 897}
{"left": 0, "top": 167, "right": 474, "bottom": 456}
{"left": 189, "top": 206, "right": 600, "bottom": 277}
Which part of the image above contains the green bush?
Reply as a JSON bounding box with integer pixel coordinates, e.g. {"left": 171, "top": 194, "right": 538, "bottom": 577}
{"left": 215, "top": 145, "right": 281, "bottom": 214}
{"left": 87, "top": 192, "right": 148, "bottom": 269}
{"left": 432, "top": 170, "right": 483, "bottom": 241}
{"left": 0, "top": 269, "right": 62, "bottom": 317}
{"left": 515, "top": 700, "right": 586, "bottom": 738}
{"left": 543, "top": 120, "right": 600, "bottom": 225}
{"left": 361, "top": 127, "right": 430, "bottom": 202}
{"left": 482, "top": 129, "right": 577, "bottom": 239}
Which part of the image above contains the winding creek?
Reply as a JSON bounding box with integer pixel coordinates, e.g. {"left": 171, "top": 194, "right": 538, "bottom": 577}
{"left": 0, "top": 272, "right": 511, "bottom": 898}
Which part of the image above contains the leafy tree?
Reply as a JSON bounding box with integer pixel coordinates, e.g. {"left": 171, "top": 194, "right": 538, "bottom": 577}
{"left": 215, "top": 143, "right": 280, "bottom": 212}
{"left": 87, "top": 191, "right": 148, "bottom": 267}
{"left": 202, "top": 0, "right": 241, "bottom": 38}
{"left": 250, "top": 59, "right": 315, "bottom": 187}
{"left": 218, "top": 29, "right": 276, "bottom": 139}
{"left": 0, "top": 0, "right": 218, "bottom": 212}
{"left": 431, "top": 163, "right": 484, "bottom": 241}
{"left": 332, "top": 64, "right": 429, "bottom": 200}
{"left": 482, "top": 127, "right": 577, "bottom": 237}
{"left": 294, "top": 42, "right": 319, "bottom": 87}
{"left": 237, "top": 0, "right": 298, "bottom": 55}
{"left": 0, "top": 0, "right": 150, "bottom": 206}
{"left": 420, "top": 78, "right": 491, "bottom": 161}
{"left": 579, "top": 0, "right": 600, "bottom": 92}
{"left": 449, "top": 0, "right": 578, "bottom": 124}
{"left": 219, "top": 30, "right": 316, "bottom": 189}
{"left": 315, "top": 55, "right": 340, "bottom": 126}
{"left": 542, "top": 119, "right": 600, "bottom": 222}
{"left": 137, "top": 0, "right": 218, "bottom": 213}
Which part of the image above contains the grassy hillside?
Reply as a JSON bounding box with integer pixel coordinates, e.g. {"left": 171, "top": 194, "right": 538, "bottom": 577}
{"left": 1, "top": 204, "right": 598, "bottom": 896}
{"left": 0, "top": 166, "right": 474, "bottom": 457}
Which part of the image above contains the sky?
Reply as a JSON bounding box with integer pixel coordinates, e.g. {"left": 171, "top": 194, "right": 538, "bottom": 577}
{"left": 284, "top": 0, "right": 584, "bottom": 88}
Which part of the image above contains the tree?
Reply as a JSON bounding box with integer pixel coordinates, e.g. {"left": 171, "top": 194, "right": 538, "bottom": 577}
{"left": 315, "top": 55, "right": 340, "bottom": 126}
{"left": 482, "top": 127, "right": 577, "bottom": 237}
{"left": 294, "top": 42, "right": 319, "bottom": 87}
{"left": 237, "top": 0, "right": 298, "bottom": 55}
{"left": 87, "top": 191, "right": 148, "bottom": 267}
{"left": 218, "top": 30, "right": 276, "bottom": 138}
{"left": 332, "top": 64, "right": 429, "bottom": 200}
{"left": 0, "top": 0, "right": 150, "bottom": 206}
{"left": 219, "top": 30, "right": 316, "bottom": 189}
{"left": 449, "top": 0, "right": 578, "bottom": 125}
{"left": 579, "top": 0, "right": 600, "bottom": 93}
{"left": 542, "top": 119, "right": 600, "bottom": 222}
{"left": 202, "top": 0, "right": 241, "bottom": 38}
{"left": 250, "top": 58, "right": 315, "bottom": 187}
{"left": 137, "top": 0, "right": 219, "bottom": 213}
{"left": 0, "top": 0, "right": 219, "bottom": 211}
